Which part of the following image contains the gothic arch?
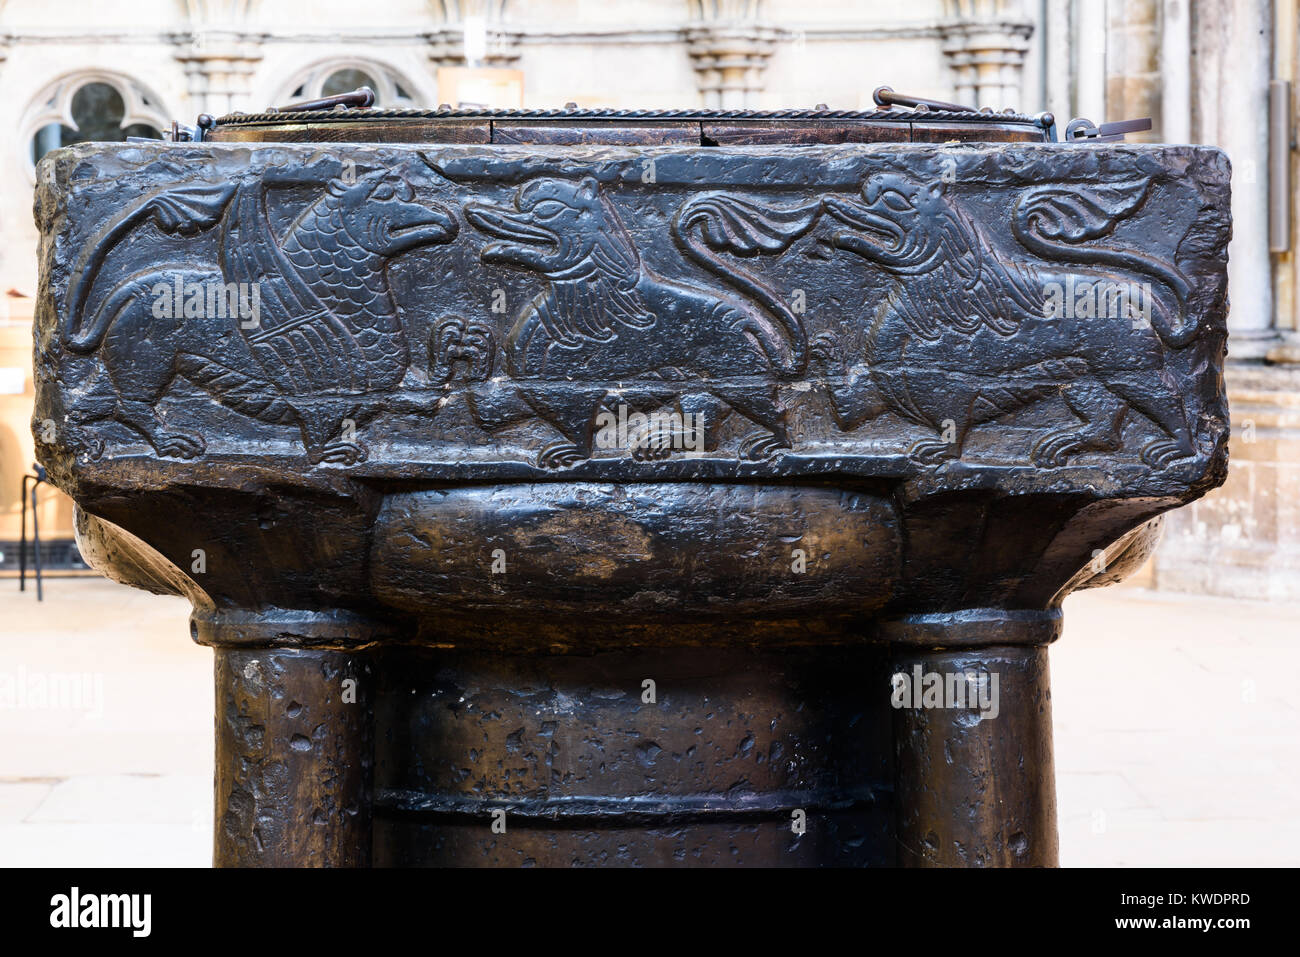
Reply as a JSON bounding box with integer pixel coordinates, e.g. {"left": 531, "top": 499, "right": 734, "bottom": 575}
{"left": 21, "top": 70, "right": 172, "bottom": 178}
{"left": 272, "top": 57, "right": 431, "bottom": 108}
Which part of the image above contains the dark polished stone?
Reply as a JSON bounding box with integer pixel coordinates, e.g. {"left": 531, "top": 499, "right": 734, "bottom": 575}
{"left": 33, "top": 121, "right": 1230, "bottom": 866}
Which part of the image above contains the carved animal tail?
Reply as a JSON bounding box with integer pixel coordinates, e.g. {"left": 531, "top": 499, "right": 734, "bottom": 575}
{"left": 1012, "top": 179, "right": 1198, "bottom": 348}
{"left": 64, "top": 181, "right": 237, "bottom": 353}
{"left": 672, "top": 193, "right": 823, "bottom": 375}
{"left": 67, "top": 267, "right": 189, "bottom": 355}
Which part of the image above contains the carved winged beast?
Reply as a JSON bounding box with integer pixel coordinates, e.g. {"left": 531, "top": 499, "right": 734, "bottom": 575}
{"left": 810, "top": 171, "right": 1226, "bottom": 467}
{"left": 62, "top": 159, "right": 458, "bottom": 464}
{"left": 460, "top": 175, "right": 820, "bottom": 467}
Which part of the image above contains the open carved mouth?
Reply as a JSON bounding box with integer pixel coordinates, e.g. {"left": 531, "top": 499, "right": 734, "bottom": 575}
{"left": 464, "top": 202, "right": 557, "bottom": 251}
{"left": 387, "top": 210, "right": 456, "bottom": 240}
{"left": 822, "top": 195, "right": 905, "bottom": 253}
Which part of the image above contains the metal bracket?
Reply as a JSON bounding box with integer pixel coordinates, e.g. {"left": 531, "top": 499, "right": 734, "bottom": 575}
{"left": 18, "top": 464, "right": 47, "bottom": 601}
{"left": 874, "top": 87, "right": 1057, "bottom": 142}
{"left": 169, "top": 113, "right": 215, "bottom": 143}
{"left": 1064, "top": 117, "right": 1153, "bottom": 142}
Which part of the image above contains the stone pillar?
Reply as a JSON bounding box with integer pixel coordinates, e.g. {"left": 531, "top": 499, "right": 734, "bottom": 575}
{"left": 940, "top": 0, "right": 1034, "bottom": 110}
{"left": 1042, "top": 1, "right": 1074, "bottom": 122}
{"left": 1106, "top": 0, "right": 1162, "bottom": 142}
{"left": 173, "top": 32, "right": 264, "bottom": 116}
{"left": 172, "top": 4, "right": 264, "bottom": 118}
{"left": 885, "top": 613, "right": 1059, "bottom": 867}
{"left": 1194, "top": 0, "right": 1276, "bottom": 357}
{"left": 213, "top": 645, "right": 375, "bottom": 867}
{"left": 372, "top": 643, "right": 894, "bottom": 865}
{"left": 1152, "top": 0, "right": 1300, "bottom": 601}
{"left": 1075, "top": 0, "right": 1108, "bottom": 127}
{"left": 1161, "top": 0, "right": 1192, "bottom": 144}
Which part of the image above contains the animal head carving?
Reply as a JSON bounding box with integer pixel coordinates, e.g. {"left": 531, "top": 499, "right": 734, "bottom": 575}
{"left": 329, "top": 169, "right": 459, "bottom": 257}
{"left": 430, "top": 314, "right": 495, "bottom": 384}
{"left": 823, "top": 171, "right": 954, "bottom": 275}
{"left": 464, "top": 175, "right": 639, "bottom": 280}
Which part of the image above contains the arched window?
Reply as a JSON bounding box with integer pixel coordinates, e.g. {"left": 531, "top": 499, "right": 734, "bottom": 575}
{"left": 279, "top": 60, "right": 421, "bottom": 108}
{"left": 25, "top": 73, "right": 170, "bottom": 170}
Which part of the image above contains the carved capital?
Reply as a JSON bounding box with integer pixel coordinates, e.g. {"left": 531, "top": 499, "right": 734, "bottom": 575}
{"left": 426, "top": 26, "right": 522, "bottom": 68}
{"left": 171, "top": 30, "right": 266, "bottom": 115}
{"left": 940, "top": 1, "right": 1035, "bottom": 109}
{"left": 426, "top": 0, "right": 521, "bottom": 68}
{"left": 684, "top": 23, "right": 779, "bottom": 109}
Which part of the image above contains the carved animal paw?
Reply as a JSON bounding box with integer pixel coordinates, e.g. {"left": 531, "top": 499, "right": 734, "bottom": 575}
{"left": 316, "top": 441, "right": 368, "bottom": 466}
{"left": 1141, "top": 439, "right": 1194, "bottom": 468}
{"left": 153, "top": 431, "right": 206, "bottom": 460}
{"left": 907, "top": 438, "right": 958, "bottom": 465}
{"left": 740, "top": 433, "right": 790, "bottom": 461}
{"left": 630, "top": 439, "right": 674, "bottom": 462}
{"left": 538, "top": 442, "right": 587, "bottom": 470}
{"left": 1031, "top": 431, "right": 1088, "bottom": 468}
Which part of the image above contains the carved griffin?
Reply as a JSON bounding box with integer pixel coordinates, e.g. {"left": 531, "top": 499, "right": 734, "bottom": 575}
{"left": 459, "top": 175, "right": 820, "bottom": 467}
{"left": 61, "top": 159, "right": 458, "bottom": 464}
{"left": 811, "top": 170, "right": 1227, "bottom": 467}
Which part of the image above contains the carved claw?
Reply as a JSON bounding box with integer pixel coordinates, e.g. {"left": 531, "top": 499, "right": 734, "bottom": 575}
{"left": 538, "top": 442, "right": 587, "bottom": 470}
{"left": 628, "top": 424, "right": 678, "bottom": 461}
{"left": 907, "top": 438, "right": 959, "bottom": 465}
{"left": 316, "top": 441, "right": 368, "bottom": 466}
{"left": 1141, "top": 439, "right": 1193, "bottom": 468}
{"left": 1031, "top": 431, "right": 1088, "bottom": 468}
{"left": 740, "top": 433, "right": 790, "bottom": 461}
{"left": 153, "top": 432, "right": 206, "bottom": 460}
{"left": 630, "top": 438, "right": 674, "bottom": 462}
{"left": 77, "top": 435, "right": 107, "bottom": 461}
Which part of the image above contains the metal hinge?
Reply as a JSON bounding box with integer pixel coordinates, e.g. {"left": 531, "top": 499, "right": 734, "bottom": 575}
{"left": 873, "top": 85, "right": 1058, "bottom": 139}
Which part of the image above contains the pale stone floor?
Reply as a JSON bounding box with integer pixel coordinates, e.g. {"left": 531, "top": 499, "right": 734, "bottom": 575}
{"left": 0, "top": 576, "right": 1296, "bottom": 867}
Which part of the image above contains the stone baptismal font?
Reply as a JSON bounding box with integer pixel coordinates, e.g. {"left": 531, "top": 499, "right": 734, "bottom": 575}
{"left": 32, "top": 91, "right": 1230, "bottom": 866}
